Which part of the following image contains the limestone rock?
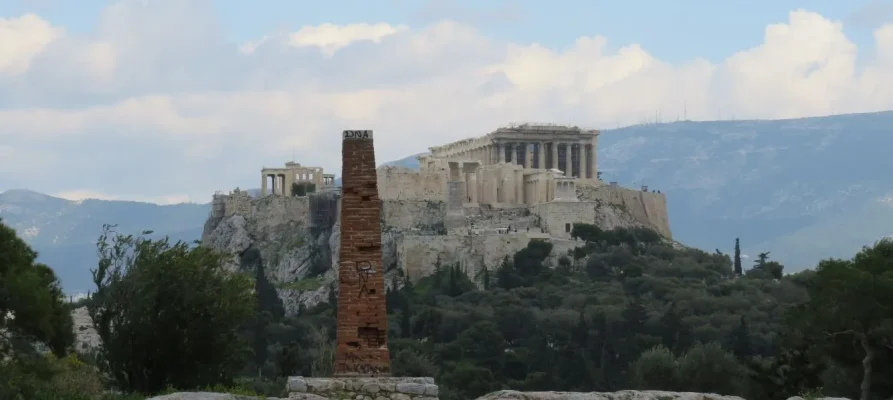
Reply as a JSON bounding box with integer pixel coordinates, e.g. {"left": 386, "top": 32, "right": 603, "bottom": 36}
{"left": 203, "top": 194, "right": 338, "bottom": 315}
{"left": 202, "top": 179, "right": 673, "bottom": 315}
{"left": 785, "top": 397, "right": 850, "bottom": 400}
{"left": 71, "top": 306, "right": 100, "bottom": 352}
{"left": 145, "top": 392, "right": 280, "bottom": 400}
{"left": 474, "top": 391, "right": 744, "bottom": 400}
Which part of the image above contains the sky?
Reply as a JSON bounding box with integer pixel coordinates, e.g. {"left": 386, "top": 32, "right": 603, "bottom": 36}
{"left": 1, "top": 0, "right": 892, "bottom": 205}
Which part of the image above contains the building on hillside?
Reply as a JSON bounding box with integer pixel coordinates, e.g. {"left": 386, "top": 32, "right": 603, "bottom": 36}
{"left": 393, "top": 123, "right": 600, "bottom": 208}
{"left": 260, "top": 161, "right": 336, "bottom": 196}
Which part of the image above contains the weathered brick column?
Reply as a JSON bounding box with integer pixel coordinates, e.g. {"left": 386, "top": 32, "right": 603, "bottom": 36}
{"left": 334, "top": 129, "right": 390, "bottom": 377}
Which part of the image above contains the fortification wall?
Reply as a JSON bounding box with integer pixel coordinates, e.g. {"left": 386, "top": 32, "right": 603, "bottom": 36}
{"left": 533, "top": 202, "right": 599, "bottom": 239}
{"left": 377, "top": 166, "right": 447, "bottom": 201}
{"left": 580, "top": 185, "right": 671, "bottom": 238}
{"left": 533, "top": 186, "right": 671, "bottom": 239}
{"left": 382, "top": 200, "right": 447, "bottom": 232}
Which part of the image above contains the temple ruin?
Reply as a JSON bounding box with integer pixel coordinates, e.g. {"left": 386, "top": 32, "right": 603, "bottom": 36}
{"left": 427, "top": 123, "right": 599, "bottom": 180}
{"left": 382, "top": 123, "right": 599, "bottom": 208}
{"left": 260, "top": 161, "right": 336, "bottom": 196}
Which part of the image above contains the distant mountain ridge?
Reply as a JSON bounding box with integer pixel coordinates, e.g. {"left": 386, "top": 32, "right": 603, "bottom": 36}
{"left": 3, "top": 113, "right": 893, "bottom": 291}
{"left": 0, "top": 189, "right": 210, "bottom": 291}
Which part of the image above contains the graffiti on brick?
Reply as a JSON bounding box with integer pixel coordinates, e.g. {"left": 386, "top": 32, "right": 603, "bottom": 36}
{"left": 354, "top": 261, "right": 374, "bottom": 298}
{"left": 339, "top": 261, "right": 376, "bottom": 298}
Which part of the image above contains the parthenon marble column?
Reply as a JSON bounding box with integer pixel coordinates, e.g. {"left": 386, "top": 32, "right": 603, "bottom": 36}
{"left": 563, "top": 144, "right": 570, "bottom": 177}
{"left": 507, "top": 143, "right": 514, "bottom": 164}
{"left": 551, "top": 142, "right": 559, "bottom": 170}
{"left": 525, "top": 143, "right": 533, "bottom": 168}
{"left": 466, "top": 171, "right": 477, "bottom": 203}
{"left": 538, "top": 141, "right": 545, "bottom": 169}
{"left": 581, "top": 143, "right": 589, "bottom": 179}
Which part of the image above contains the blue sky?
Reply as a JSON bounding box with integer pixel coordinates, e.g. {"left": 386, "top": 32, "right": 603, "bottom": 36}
{"left": 0, "top": 0, "right": 892, "bottom": 203}
{"left": 6, "top": 0, "right": 891, "bottom": 63}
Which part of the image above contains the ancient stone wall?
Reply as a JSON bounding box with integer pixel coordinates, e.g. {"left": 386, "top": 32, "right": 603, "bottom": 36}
{"left": 381, "top": 200, "right": 446, "bottom": 232}
{"left": 377, "top": 165, "right": 447, "bottom": 201}
{"left": 533, "top": 202, "right": 599, "bottom": 239}
{"left": 288, "top": 376, "right": 439, "bottom": 400}
{"left": 577, "top": 184, "right": 671, "bottom": 238}
{"left": 335, "top": 130, "right": 390, "bottom": 376}
{"left": 532, "top": 186, "right": 671, "bottom": 239}
{"left": 210, "top": 191, "right": 253, "bottom": 220}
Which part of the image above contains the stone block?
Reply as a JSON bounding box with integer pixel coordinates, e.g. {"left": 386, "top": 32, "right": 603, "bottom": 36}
{"left": 287, "top": 377, "right": 308, "bottom": 392}
{"left": 395, "top": 383, "right": 426, "bottom": 395}
{"left": 287, "top": 377, "right": 439, "bottom": 400}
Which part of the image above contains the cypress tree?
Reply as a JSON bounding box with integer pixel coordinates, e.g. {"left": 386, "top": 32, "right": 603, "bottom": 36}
{"left": 733, "top": 238, "right": 742, "bottom": 276}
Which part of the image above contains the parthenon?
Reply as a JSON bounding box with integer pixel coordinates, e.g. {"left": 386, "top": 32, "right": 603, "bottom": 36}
{"left": 400, "top": 123, "right": 600, "bottom": 208}
{"left": 428, "top": 123, "right": 599, "bottom": 180}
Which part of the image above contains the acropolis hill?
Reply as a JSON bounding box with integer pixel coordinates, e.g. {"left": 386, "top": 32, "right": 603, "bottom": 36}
{"left": 203, "top": 124, "right": 671, "bottom": 313}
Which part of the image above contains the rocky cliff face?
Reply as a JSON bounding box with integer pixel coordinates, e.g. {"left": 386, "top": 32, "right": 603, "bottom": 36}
{"left": 201, "top": 182, "right": 671, "bottom": 315}
{"left": 202, "top": 193, "right": 341, "bottom": 314}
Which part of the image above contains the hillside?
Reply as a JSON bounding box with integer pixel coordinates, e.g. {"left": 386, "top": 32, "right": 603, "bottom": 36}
{"left": 3, "top": 112, "right": 893, "bottom": 291}
{"left": 0, "top": 189, "right": 210, "bottom": 291}
{"left": 596, "top": 111, "right": 893, "bottom": 269}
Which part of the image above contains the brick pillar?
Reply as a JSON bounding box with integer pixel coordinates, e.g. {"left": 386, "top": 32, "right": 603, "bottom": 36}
{"left": 334, "top": 129, "right": 390, "bottom": 377}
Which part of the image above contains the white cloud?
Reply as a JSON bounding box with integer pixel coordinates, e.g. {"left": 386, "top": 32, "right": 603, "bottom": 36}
{"left": 1, "top": 2, "right": 892, "bottom": 204}
{"left": 288, "top": 22, "right": 409, "bottom": 56}
{"left": 0, "top": 13, "right": 62, "bottom": 76}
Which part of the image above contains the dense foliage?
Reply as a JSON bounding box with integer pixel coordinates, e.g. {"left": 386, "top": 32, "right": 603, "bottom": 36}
{"left": 0, "top": 218, "right": 78, "bottom": 399}
{"left": 88, "top": 225, "right": 256, "bottom": 394}
{"left": 4, "top": 219, "right": 893, "bottom": 400}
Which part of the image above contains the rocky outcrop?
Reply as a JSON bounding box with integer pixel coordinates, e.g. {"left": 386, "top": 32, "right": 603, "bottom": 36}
{"left": 475, "top": 392, "right": 851, "bottom": 400}
{"left": 142, "top": 391, "right": 852, "bottom": 400}
{"left": 202, "top": 193, "right": 339, "bottom": 314}
{"left": 202, "top": 183, "right": 673, "bottom": 315}
{"left": 576, "top": 183, "right": 671, "bottom": 238}
{"left": 145, "top": 393, "right": 280, "bottom": 400}
{"left": 476, "top": 392, "right": 743, "bottom": 400}
{"left": 72, "top": 306, "right": 99, "bottom": 352}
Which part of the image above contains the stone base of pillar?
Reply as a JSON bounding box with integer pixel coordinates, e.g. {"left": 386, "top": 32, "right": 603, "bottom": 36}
{"left": 288, "top": 376, "right": 439, "bottom": 400}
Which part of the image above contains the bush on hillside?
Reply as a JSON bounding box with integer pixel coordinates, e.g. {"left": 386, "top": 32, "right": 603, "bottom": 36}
{"left": 88, "top": 224, "right": 256, "bottom": 395}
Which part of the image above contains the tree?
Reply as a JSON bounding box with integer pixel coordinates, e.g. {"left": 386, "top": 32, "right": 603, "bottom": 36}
{"left": 754, "top": 252, "right": 770, "bottom": 269}
{"left": 734, "top": 238, "right": 742, "bottom": 275}
{"left": 629, "top": 345, "right": 680, "bottom": 390}
{"left": 728, "top": 316, "right": 752, "bottom": 359}
{"left": 88, "top": 224, "right": 256, "bottom": 394}
{"left": 0, "top": 218, "right": 75, "bottom": 398}
{"left": 678, "top": 342, "right": 748, "bottom": 395}
{"left": 0, "top": 219, "right": 74, "bottom": 359}
{"left": 791, "top": 239, "right": 893, "bottom": 400}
